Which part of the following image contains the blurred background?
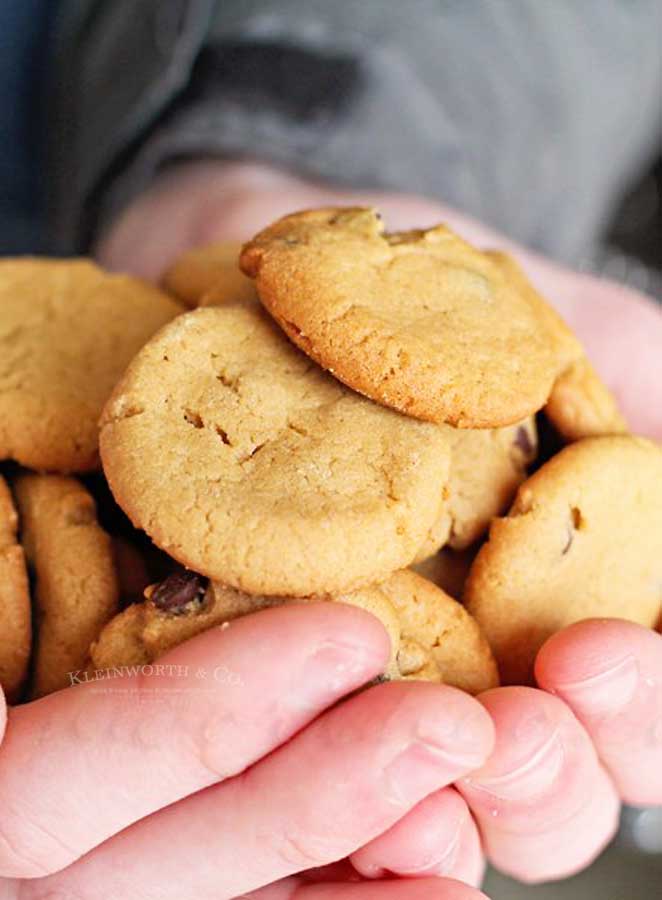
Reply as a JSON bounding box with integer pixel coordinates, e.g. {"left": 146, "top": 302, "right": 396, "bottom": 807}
{"left": 0, "top": 2, "right": 660, "bottom": 898}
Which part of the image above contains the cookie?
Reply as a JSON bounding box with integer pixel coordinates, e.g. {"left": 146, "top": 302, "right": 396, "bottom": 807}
{"left": 90, "top": 569, "right": 498, "bottom": 693}
{"left": 90, "top": 572, "right": 403, "bottom": 679}
{"left": 240, "top": 208, "right": 559, "bottom": 428}
{"left": 100, "top": 303, "right": 450, "bottom": 596}
{"left": 379, "top": 569, "right": 499, "bottom": 694}
{"left": 162, "top": 241, "right": 257, "bottom": 308}
{"left": 0, "top": 259, "right": 182, "bottom": 472}
{"left": 485, "top": 251, "right": 582, "bottom": 372}
{"left": 0, "top": 475, "right": 31, "bottom": 703}
{"left": 486, "top": 253, "right": 627, "bottom": 441}
{"left": 545, "top": 356, "right": 628, "bottom": 441}
{"left": 416, "top": 417, "right": 538, "bottom": 560}
{"left": 13, "top": 472, "right": 120, "bottom": 697}
{"left": 464, "top": 436, "right": 662, "bottom": 684}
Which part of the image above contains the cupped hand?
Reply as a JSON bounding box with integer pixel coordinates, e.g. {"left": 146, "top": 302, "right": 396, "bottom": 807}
{"left": 0, "top": 603, "right": 494, "bottom": 899}
{"left": 90, "top": 159, "right": 662, "bottom": 892}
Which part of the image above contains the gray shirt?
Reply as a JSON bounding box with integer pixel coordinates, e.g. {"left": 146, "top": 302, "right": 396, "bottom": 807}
{"left": 49, "top": 0, "right": 662, "bottom": 265}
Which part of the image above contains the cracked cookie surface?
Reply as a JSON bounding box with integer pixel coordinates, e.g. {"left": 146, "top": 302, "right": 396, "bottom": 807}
{"left": 100, "top": 303, "right": 450, "bottom": 595}
{"left": 465, "top": 436, "right": 662, "bottom": 684}
{"left": 0, "top": 475, "right": 31, "bottom": 702}
{"left": 0, "top": 258, "right": 182, "bottom": 472}
{"left": 241, "top": 208, "right": 560, "bottom": 427}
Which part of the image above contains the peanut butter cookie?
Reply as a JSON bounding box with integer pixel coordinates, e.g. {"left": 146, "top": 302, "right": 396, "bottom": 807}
{"left": 100, "top": 303, "right": 450, "bottom": 596}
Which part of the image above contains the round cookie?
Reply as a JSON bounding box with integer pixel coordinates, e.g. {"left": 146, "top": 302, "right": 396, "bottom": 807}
{"left": 464, "top": 436, "right": 662, "bottom": 685}
{"left": 13, "top": 473, "right": 120, "bottom": 697}
{"left": 416, "top": 417, "right": 538, "bottom": 560}
{"left": 100, "top": 303, "right": 450, "bottom": 596}
{"left": 240, "top": 208, "right": 559, "bottom": 428}
{"left": 0, "top": 475, "right": 31, "bottom": 703}
{"left": 545, "top": 356, "right": 628, "bottom": 441}
{"left": 486, "top": 252, "right": 627, "bottom": 441}
{"left": 91, "top": 573, "right": 402, "bottom": 680}
{"left": 379, "top": 569, "right": 499, "bottom": 694}
{"left": 163, "top": 241, "right": 257, "bottom": 308}
{"left": 90, "top": 569, "right": 497, "bottom": 693}
{"left": 0, "top": 258, "right": 182, "bottom": 472}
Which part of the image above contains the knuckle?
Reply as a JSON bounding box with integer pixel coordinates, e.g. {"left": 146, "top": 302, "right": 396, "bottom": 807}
{"left": 271, "top": 824, "right": 336, "bottom": 870}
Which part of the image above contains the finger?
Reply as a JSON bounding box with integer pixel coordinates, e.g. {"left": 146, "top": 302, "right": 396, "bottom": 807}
{"left": 351, "top": 788, "right": 484, "bottom": 887}
{"left": 0, "top": 603, "right": 390, "bottom": 879}
{"left": 536, "top": 619, "right": 662, "bottom": 805}
{"left": 0, "top": 689, "right": 5, "bottom": 743}
{"left": 458, "top": 687, "right": 620, "bottom": 884}
{"left": 33, "top": 682, "right": 494, "bottom": 899}
{"left": 239, "top": 876, "right": 490, "bottom": 900}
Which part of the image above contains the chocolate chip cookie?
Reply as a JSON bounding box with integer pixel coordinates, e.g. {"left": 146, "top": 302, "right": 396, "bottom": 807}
{"left": 240, "top": 208, "right": 560, "bottom": 428}
{"left": 90, "top": 569, "right": 498, "bottom": 693}
{"left": 417, "top": 417, "right": 538, "bottom": 560}
{"left": 465, "top": 436, "right": 662, "bottom": 684}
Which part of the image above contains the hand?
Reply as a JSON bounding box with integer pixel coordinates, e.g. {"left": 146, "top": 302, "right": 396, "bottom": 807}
{"left": 97, "top": 159, "right": 662, "bottom": 441}
{"left": 351, "top": 620, "right": 662, "bottom": 884}
{"left": 0, "top": 603, "right": 494, "bottom": 899}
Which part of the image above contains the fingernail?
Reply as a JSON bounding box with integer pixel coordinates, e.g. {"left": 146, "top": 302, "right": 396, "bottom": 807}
{"left": 467, "top": 728, "right": 565, "bottom": 802}
{"left": 295, "top": 640, "right": 378, "bottom": 710}
{"left": 555, "top": 655, "right": 639, "bottom": 716}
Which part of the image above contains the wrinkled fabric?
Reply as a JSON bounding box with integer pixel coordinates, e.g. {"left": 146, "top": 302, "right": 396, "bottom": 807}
{"left": 49, "top": 0, "right": 662, "bottom": 263}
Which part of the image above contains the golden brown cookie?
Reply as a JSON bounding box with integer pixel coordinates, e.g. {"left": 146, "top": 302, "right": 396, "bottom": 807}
{"left": 485, "top": 250, "right": 582, "bottom": 372}
{"left": 13, "top": 473, "right": 120, "bottom": 697}
{"left": 416, "top": 417, "right": 538, "bottom": 560}
{"left": 100, "top": 303, "right": 449, "bottom": 596}
{"left": 162, "top": 241, "right": 257, "bottom": 308}
{"left": 0, "top": 259, "right": 182, "bottom": 472}
{"left": 465, "top": 436, "right": 662, "bottom": 685}
{"left": 0, "top": 475, "right": 31, "bottom": 703}
{"left": 90, "top": 569, "right": 497, "bottom": 693}
{"left": 240, "top": 208, "right": 559, "bottom": 428}
{"left": 90, "top": 573, "right": 403, "bottom": 680}
{"left": 379, "top": 569, "right": 499, "bottom": 694}
{"left": 545, "top": 356, "right": 628, "bottom": 441}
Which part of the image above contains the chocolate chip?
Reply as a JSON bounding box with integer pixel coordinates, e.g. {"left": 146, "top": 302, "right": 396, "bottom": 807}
{"left": 151, "top": 571, "right": 207, "bottom": 615}
{"left": 514, "top": 425, "right": 535, "bottom": 460}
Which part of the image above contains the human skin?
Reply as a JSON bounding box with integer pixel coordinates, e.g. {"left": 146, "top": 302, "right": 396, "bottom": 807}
{"left": 1, "top": 160, "right": 660, "bottom": 899}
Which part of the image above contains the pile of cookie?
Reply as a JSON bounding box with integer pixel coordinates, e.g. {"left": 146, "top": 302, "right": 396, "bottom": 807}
{"left": 1, "top": 208, "right": 660, "bottom": 705}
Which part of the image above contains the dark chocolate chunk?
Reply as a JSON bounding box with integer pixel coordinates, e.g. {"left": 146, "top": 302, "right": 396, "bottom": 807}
{"left": 151, "top": 571, "right": 207, "bottom": 615}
